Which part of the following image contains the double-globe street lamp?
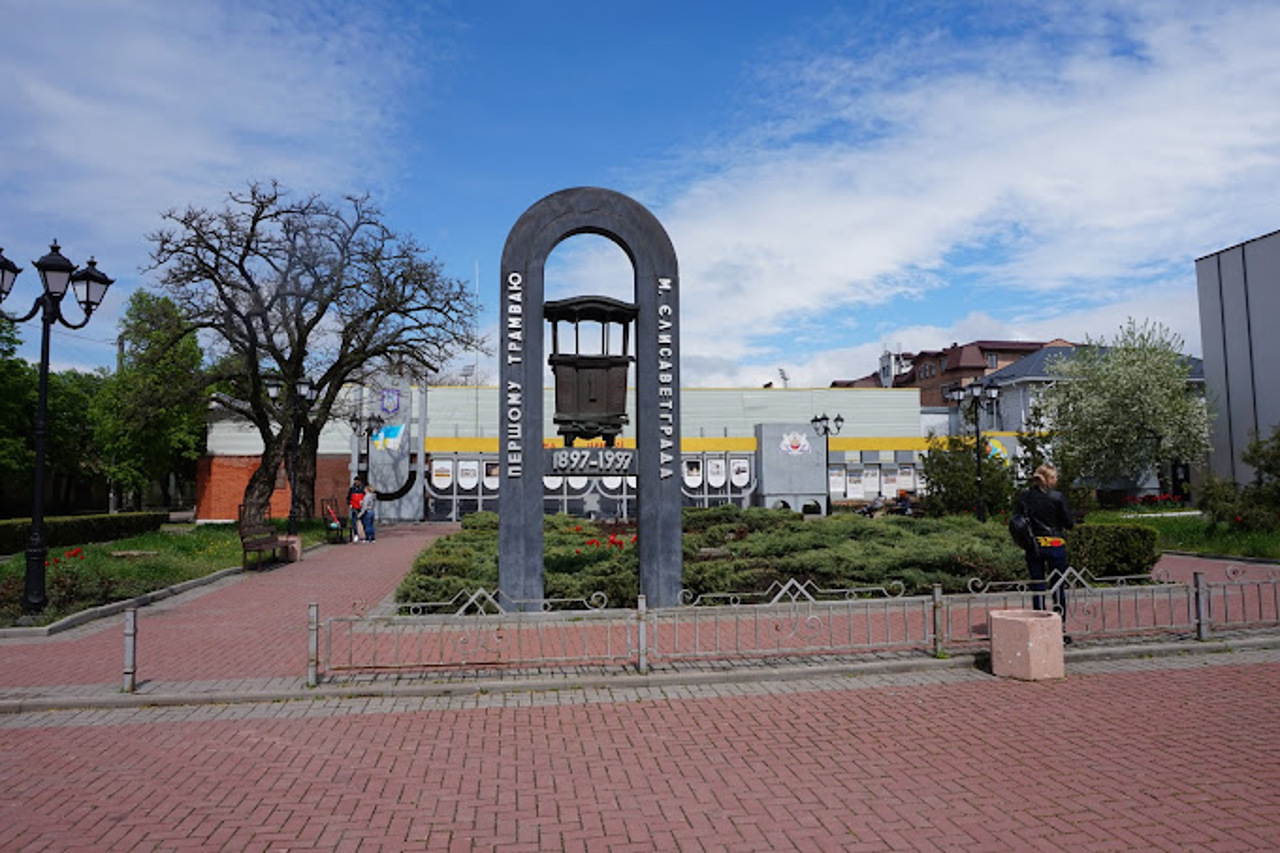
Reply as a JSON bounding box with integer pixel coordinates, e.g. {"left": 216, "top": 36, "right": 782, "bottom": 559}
{"left": 265, "top": 375, "right": 318, "bottom": 536}
{"left": 349, "top": 411, "right": 386, "bottom": 483}
{"left": 0, "top": 243, "right": 114, "bottom": 613}
{"left": 810, "top": 412, "right": 844, "bottom": 514}
{"left": 945, "top": 381, "right": 1000, "bottom": 522}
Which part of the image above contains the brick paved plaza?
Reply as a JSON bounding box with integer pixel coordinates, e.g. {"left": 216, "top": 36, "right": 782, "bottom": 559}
{"left": 2, "top": 525, "right": 1279, "bottom": 851}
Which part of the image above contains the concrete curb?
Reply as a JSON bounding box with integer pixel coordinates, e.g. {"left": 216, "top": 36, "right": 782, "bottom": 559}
{"left": 0, "top": 542, "right": 330, "bottom": 639}
{"left": 0, "top": 566, "right": 248, "bottom": 639}
{"left": 6, "top": 632, "right": 1280, "bottom": 715}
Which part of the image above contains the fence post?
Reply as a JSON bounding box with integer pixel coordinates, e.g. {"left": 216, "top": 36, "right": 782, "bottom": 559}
{"left": 1194, "top": 572, "right": 1209, "bottom": 641}
{"left": 308, "top": 602, "right": 319, "bottom": 688}
{"left": 932, "top": 584, "right": 944, "bottom": 658}
{"left": 637, "top": 594, "right": 649, "bottom": 675}
{"left": 122, "top": 607, "right": 137, "bottom": 693}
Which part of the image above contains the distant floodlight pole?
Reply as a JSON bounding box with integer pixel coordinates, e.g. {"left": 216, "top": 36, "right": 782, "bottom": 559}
{"left": 811, "top": 412, "right": 844, "bottom": 514}
{"left": 0, "top": 243, "right": 114, "bottom": 613}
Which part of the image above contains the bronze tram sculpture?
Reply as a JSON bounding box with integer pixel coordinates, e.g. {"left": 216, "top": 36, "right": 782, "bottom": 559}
{"left": 545, "top": 295, "right": 638, "bottom": 447}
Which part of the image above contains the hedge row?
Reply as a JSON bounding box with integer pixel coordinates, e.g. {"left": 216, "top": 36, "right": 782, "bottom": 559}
{"left": 0, "top": 513, "right": 169, "bottom": 556}
{"left": 1066, "top": 523, "right": 1161, "bottom": 577}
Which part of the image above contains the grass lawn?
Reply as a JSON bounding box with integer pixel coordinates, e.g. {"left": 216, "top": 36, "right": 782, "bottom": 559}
{"left": 1088, "top": 509, "right": 1280, "bottom": 561}
{"left": 0, "top": 521, "right": 328, "bottom": 628}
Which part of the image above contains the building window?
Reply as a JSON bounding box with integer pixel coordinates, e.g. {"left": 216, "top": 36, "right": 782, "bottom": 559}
{"left": 987, "top": 353, "right": 998, "bottom": 369}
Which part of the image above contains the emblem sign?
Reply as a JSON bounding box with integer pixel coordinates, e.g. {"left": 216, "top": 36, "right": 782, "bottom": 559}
{"left": 380, "top": 388, "right": 401, "bottom": 416}
{"left": 779, "top": 431, "right": 812, "bottom": 455}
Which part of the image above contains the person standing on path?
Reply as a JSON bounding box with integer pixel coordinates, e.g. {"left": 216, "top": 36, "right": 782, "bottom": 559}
{"left": 348, "top": 478, "right": 365, "bottom": 542}
{"left": 1014, "top": 464, "right": 1074, "bottom": 618}
{"left": 361, "top": 484, "right": 377, "bottom": 542}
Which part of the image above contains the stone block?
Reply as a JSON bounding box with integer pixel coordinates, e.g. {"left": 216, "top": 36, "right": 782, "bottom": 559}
{"left": 280, "top": 535, "right": 303, "bottom": 563}
{"left": 989, "top": 609, "right": 1063, "bottom": 680}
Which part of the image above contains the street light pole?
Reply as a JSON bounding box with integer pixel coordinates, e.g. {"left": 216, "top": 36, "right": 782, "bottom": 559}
{"left": 0, "top": 243, "right": 114, "bottom": 613}
{"left": 810, "top": 412, "right": 844, "bottom": 515}
{"left": 266, "top": 375, "right": 318, "bottom": 536}
{"left": 349, "top": 411, "right": 385, "bottom": 482}
{"left": 947, "top": 383, "right": 999, "bottom": 522}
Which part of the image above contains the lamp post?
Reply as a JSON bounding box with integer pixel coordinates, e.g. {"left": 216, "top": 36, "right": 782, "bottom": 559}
{"left": 0, "top": 243, "right": 114, "bottom": 613}
{"left": 349, "top": 411, "right": 386, "bottom": 482}
{"left": 810, "top": 412, "right": 844, "bottom": 514}
{"left": 265, "top": 375, "right": 318, "bottom": 536}
{"left": 946, "top": 382, "right": 1000, "bottom": 522}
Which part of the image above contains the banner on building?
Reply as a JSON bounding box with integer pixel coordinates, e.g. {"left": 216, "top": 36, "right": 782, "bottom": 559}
{"left": 828, "top": 464, "right": 847, "bottom": 497}
{"left": 431, "top": 459, "right": 453, "bottom": 490}
{"left": 730, "top": 458, "right": 751, "bottom": 488}
{"left": 707, "top": 457, "right": 727, "bottom": 489}
{"left": 484, "top": 461, "right": 500, "bottom": 491}
{"left": 847, "top": 469, "right": 864, "bottom": 499}
{"left": 863, "top": 465, "right": 881, "bottom": 497}
{"left": 683, "top": 458, "right": 704, "bottom": 488}
{"left": 457, "top": 460, "right": 479, "bottom": 491}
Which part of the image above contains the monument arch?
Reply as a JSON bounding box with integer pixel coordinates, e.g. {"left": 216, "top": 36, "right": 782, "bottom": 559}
{"left": 498, "top": 187, "right": 682, "bottom": 609}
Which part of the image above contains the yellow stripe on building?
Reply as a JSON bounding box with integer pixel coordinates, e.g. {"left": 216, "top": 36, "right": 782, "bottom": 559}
{"left": 423, "top": 435, "right": 929, "bottom": 454}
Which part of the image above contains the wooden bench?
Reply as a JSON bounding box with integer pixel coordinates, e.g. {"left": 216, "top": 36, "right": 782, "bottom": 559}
{"left": 239, "top": 520, "right": 282, "bottom": 569}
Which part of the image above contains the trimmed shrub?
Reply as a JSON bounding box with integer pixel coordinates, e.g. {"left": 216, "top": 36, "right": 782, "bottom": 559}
{"left": 0, "top": 512, "right": 168, "bottom": 556}
{"left": 1067, "top": 523, "right": 1160, "bottom": 576}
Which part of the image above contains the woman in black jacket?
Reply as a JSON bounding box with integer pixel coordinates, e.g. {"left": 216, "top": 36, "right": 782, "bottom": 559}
{"left": 1014, "top": 464, "right": 1074, "bottom": 618}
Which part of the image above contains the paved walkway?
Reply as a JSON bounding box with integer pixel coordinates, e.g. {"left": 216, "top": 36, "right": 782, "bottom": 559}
{"left": 2, "top": 527, "right": 1279, "bottom": 850}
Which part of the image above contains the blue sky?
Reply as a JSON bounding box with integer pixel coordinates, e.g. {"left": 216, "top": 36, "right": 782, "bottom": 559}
{"left": 3, "top": 0, "right": 1279, "bottom": 386}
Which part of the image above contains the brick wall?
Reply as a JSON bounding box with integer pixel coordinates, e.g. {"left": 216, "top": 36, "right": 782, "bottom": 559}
{"left": 196, "top": 455, "right": 353, "bottom": 522}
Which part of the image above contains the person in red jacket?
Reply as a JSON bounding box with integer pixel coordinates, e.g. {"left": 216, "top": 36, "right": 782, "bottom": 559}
{"left": 348, "top": 478, "right": 365, "bottom": 542}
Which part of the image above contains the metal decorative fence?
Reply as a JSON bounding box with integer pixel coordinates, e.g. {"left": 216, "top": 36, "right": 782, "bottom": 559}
{"left": 306, "top": 569, "right": 1280, "bottom": 686}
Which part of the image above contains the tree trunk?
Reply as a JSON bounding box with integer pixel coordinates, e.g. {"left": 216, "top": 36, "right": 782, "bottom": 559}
{"left": 242, "top": 437, "right": 285, "bottom": 524}
{"left": 293, "top": 425, "right": 319, "bottom": 523}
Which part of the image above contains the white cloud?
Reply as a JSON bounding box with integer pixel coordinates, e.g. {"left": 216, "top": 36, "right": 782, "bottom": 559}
{"left": 0, "top": 0, "right": 433, "bottom": 364}
{"left": 630, "top": 1, "right": 1280, "bottom": 385}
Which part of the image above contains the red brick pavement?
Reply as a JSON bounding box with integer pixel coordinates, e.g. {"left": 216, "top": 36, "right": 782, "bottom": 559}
{"left": 0, "top": 524, "right": 458, "bottom": 689}
{"left": 1, "top": 654, "right": 1278, "bottom": 851}
{"left": 1155, "top": 551, "right": 1280, "bottom": 583}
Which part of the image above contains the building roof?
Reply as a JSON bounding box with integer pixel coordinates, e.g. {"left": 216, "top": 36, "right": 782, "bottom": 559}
{"left": 983, "top": 345, "right": 1205, "bottom": 386}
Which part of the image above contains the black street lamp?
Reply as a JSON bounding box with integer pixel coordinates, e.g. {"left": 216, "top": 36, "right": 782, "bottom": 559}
{"left": 349, "top": 411, "right": 386, "bottom": 482}
{"left": 265, "top": 374, "right": 318, "bottom": 536}
{"left": 0, "top": 242, "right": 114, "bottom": 613}
{"left": 946, "top": 382, "right": 1000, "bottom": 522}
{"left": 810, "top": 412, "right": 844, "bottom": 514}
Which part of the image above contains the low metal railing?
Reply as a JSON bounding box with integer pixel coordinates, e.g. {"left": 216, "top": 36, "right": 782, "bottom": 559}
{"left": 303, "top": 570, "right": 1280, "bottom": 686}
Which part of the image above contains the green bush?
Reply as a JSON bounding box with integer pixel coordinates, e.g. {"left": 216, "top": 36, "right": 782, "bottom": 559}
{"left": 1067, "top": 523, "right": 1160, "bottom": 576}
{"left": 399, "top": 506, "right": 1035, "bottom": 606}
{"left": 0, "top": 512, "right": 168, "bottom": 556}
{"left": 461, "top": 511, "right": 499, "bottom": 531}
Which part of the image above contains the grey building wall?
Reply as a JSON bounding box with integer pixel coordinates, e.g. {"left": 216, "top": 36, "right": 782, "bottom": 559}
{"left": 754, "top": 423, "right": 826, "bottom": 511}
{"left": 1196, "top": 230, "right": 1280, "bottom": 482}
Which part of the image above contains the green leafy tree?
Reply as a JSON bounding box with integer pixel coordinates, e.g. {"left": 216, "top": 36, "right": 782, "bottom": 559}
{"left": 147, "top": 181, "right": 478, "bottom": 522}
{"left": 92, "top": 291, "right": 207, "bottom": 508}
{"left": 0, "top": 320, "right": 35, "bottom": 483}
{"left": 1201, "top": 425, "right": 1280, "bottom": 532}
{"left": 919, "top": 432, "right": 1015, "bottom": 519}
{"left": 44, "top": 368, "right": 106, "bottom": 511}
{"left": 1039, "top": 319, "right": 1211, "bottom": 491}
{"left": 1015, "top": 398, "right": 1052, "bottom": 485}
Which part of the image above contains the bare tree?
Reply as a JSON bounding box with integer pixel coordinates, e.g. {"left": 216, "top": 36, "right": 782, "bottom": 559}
{"left": 148, "top": 181, "right": 478, "bottom": 522}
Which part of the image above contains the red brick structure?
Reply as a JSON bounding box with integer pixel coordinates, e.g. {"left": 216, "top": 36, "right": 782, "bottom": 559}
{"left": 195, "top": 455, "right": 354, "bottom": 522}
